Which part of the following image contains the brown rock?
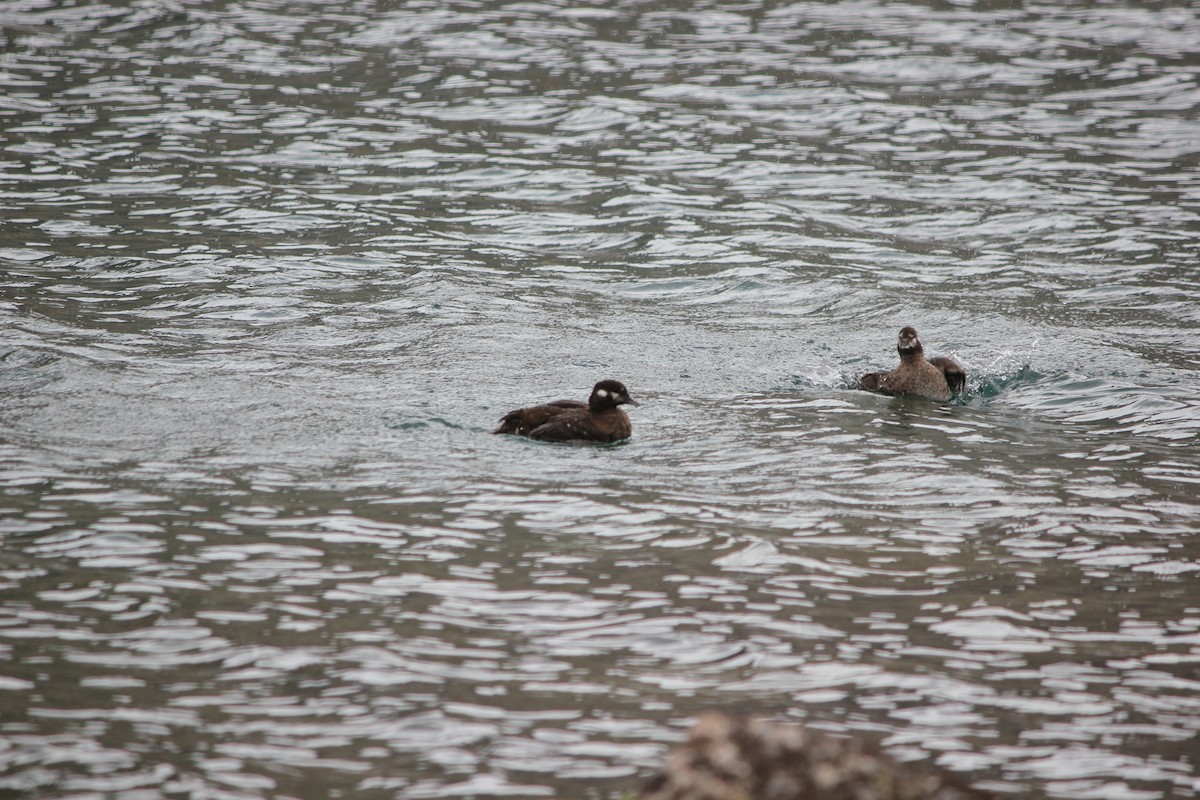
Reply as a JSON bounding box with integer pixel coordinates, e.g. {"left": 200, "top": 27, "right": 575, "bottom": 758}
{"left": 639, "top": 713, "right": 995, "bottom": 800}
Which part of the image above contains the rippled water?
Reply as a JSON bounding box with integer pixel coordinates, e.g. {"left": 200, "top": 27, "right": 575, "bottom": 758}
{"left": 2, "top": 0, "right": 1199, "bottom": 798}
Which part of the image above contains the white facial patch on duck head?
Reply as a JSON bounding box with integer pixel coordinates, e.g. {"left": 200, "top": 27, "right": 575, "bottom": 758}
{"left": 596, "top": 389, "right": 609, "bottom": 398}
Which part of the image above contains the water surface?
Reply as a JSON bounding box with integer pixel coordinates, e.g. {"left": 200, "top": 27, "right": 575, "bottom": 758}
{"left": 2, "top": 1, "right": 1199, "bottom": 798}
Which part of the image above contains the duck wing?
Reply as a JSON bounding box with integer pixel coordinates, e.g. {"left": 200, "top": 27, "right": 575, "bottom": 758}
{"left": 858, "top": 371, "right": 889, "bottom": 394}
{"left": 527, "top": 409, "right": 592, "bottom": 442}
{"left": 528, "top": 408, "right": 631, "bottom": 443}
{"left": 927, "top": 356, "right": 966, "bottom": 394}
{"left": 493, "top": 400, "right": 585, "bottom": 435}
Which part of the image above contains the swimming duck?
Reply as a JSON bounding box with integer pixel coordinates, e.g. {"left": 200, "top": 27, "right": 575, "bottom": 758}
{"left": 859, "top": 326, "right": 966, "bottom": 401}
{"left": 493, "top": 380, "right": 638, "bottom": 443}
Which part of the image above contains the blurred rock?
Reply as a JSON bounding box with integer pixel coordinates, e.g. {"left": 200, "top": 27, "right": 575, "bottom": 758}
{"left": 639, "top": 712, "right": 996, "bottom": 800}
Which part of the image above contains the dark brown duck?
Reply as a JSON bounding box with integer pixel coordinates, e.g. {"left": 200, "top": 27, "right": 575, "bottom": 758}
{"left": 493, "top": 379, "right": 638, "bottom": 443}
{"left": 859, "top": 326, "right": 966, "bottom": 401}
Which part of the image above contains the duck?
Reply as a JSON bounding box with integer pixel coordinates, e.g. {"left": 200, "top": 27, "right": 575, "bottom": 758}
{"left": 493, "top": 379, "right": 639, "bottom": 443}
{"left": 858, "top": 326, "right": 966, "bottom": 401}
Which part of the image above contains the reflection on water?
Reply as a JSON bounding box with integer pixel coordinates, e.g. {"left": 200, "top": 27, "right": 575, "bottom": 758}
{"left": 2, "top": 0, "right": 1199, "bottom": 798}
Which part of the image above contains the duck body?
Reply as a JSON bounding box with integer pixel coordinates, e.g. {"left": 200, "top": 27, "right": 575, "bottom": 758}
{"left": 493, "top": 380, "right": 638, "bottom": 443}
{"left": 859, "top": 326, "right": 966, "bottom": 401}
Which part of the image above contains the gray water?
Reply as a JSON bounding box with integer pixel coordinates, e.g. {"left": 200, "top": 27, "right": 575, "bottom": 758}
{"left": 2, "top": 0, "right": 1199, "bottom": 798}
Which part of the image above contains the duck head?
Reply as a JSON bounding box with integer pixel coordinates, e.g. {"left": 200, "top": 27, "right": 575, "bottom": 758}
{"left": 589, "top": 380, "right": 639, "bottom": 411}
